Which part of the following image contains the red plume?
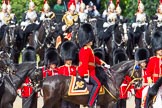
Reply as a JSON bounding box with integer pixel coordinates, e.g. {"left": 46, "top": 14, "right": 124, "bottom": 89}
{"left": 116, "top": 0, "right": 120, "bottom": 6}
{"left": 138, "top": 0, "right": 141, "bottom": 6}
{"left": 160, "top": 0, "right": 162, "bottom": 4}
{"left": 8, "top": 0, "right": 10, "bottom": 5}
{"left": 44, "top": 0, "right": 47, "bottom": 4}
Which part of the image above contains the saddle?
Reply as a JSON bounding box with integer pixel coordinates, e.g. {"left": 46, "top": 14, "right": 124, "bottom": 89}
{"left": 68, "top": 76, "right": 105, "bottom": 96}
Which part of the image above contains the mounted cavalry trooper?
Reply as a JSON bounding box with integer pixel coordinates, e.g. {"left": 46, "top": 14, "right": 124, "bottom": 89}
{"left": 20, "top": 0, "right": 40, "bottom": 31}
{"left": 132, "top": 0, "right": 148, "bottom": 32}
{"left": 78, "top": 0, "right": 88, "bottom": 24}
{"left": 103, "top": 0, "right": 117, "bottom": 29}
{"left": 62, "top": 1, "right": 79, "bottom": 40}
{"left": 152, "top": 0, "right": 162, "bottom": 30}
{"left": 77, "top": 23, "right": 110, "bottom": 107}
{"left": 6, "top": 0, "right": 17, "bottom": 25}
{"left": 0, "top": 1, "right": 9, "bottom": 38}
{"left": 40, "top": 0, "right": 56, "bottom": 22}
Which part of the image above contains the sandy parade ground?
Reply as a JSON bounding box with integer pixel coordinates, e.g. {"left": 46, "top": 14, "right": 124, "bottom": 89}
{"left": 14, "top": 95, "right": 135, "bottom": 108}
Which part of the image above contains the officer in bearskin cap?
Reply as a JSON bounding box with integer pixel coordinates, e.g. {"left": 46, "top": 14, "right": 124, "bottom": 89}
{"left": 134, "top": 48, "right": 150, "bottom": 108}
{"left": 40, "top": 0, "right": 56, "bottom": 22}
{"left": 19, "top": 46, "right": 37, "bottom": 108}
{"left": 146, "top": 31, "right": 162, "bottom": 84}
{"left": 43, "top": 47, "right": 60, "bottom": 78}
{"left": 58, "top": 40, "right": 79, "bottom": 108}
{"left": 77, "top": 23, "right": 110, "bottom": 107}
{"left": 58, "top": 41, "right": 78, "bottom": 76}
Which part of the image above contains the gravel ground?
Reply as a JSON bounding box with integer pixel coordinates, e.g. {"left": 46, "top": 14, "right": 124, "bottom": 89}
{"left": 14, "top": 96, "right": 135, "bottom": 108}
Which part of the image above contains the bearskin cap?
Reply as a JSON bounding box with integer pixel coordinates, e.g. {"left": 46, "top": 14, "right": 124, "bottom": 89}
{"left": 78, "top": 23, "right": 95, "bottom": 47}
{"left": 1, "top": 1, "right": 7, "bottom": 10}
{"left": 135, "top": 48, "right": 150, "bottom": 62}
{"left": 152, "top": 31, "right": 162, "bottom": 52}
{"left": 60, "top": 41, "right": 78, "bottom": 61}
{"left": 44, "top": 47, "right": 60, "bottom": 66}
{"left": 22, "top": 46, "right": 36, "bottom": 62}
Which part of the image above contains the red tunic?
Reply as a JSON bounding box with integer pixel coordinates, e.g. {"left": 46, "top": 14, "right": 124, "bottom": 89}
{"left": 21, "top": 77, "right": 33, "bottom": 98}
{"left": 119, "top": 76, "right": 132, "bottom": 99}
{"left": 146, "top": 56, "right": 162, "bottom": 83}
{"left": 42, "top": 66, "right": 59, "bottom": 78}
{"left": 57, "top": 65, "right": 76, "bottom": 76}
{"left": 78, "top": 46, "right": 102, "bottom": 77}
{"left": 135, "top": 69, "right": 148, "bottom": 98}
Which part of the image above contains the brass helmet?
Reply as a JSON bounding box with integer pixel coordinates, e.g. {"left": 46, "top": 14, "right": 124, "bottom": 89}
{"left": 43, "top": 1, "right": 50, "bottom": 11}
{"left": 116, "top": 4, "right": 122, "bottom": 14}
{"left": 29, "top": 0, "right": 35, "bottom": 9}
{"left": 1, "top": 1, "right": 7, "bottom": 10}
{"left": 80, "top": 0, "right": 85, "bottom": 10}
{"left": 138, "top": 0, "right": 144, "bottom": 11}
{"left": 108, "top": 0, "right": 115, "bottom": 11}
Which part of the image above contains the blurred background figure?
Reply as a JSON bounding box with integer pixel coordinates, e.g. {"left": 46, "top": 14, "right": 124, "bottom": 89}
{"left": 53, "top": 0, "right": 66, "bottom": 13}
{"left": 84, "top": 1, "right": 100, "bottom": 18}
{"left": 40, "top": 0, "right": 56, "bottom": 21}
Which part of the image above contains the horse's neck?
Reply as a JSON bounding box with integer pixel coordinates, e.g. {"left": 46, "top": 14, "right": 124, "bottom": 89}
{"left": 11, "top": 71, "right": 28, "bottom": 89}
{"left": 112, "top": 61, "right": 134, "bottom": 88}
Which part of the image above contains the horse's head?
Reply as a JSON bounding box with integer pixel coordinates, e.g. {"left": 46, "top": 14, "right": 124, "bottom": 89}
{"left": 128, "top": 61, "right": 143, "bottom": 88}
{"left": 0, "top": 51, "right": 17, "bottom": 74}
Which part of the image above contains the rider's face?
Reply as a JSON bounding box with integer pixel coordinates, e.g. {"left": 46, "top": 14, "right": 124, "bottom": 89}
{"left": 156, "top": 49, "right": 162, "bottom": 56}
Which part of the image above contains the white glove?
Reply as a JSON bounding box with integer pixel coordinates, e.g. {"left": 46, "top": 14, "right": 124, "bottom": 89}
{"left": 104, "top": 64, "right": 110, "bottom": 69}
{"left": 131, "top": 89, "right": 135, "bottom": 95}
{"left": 127, "top": 91, "right": 132, "bottom": 98}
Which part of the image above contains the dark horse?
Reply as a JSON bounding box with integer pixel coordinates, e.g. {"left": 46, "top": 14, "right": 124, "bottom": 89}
{"left": 99, "top": 23, "right": 129, "bottom": 65}
{"left": 0, "top": 24, "right": 23, "bottom": 63}
{"left": 0, "top": 52, "right": 36, "bottom": 108}
{"left": 132, "top": 25, "right": 152, "bottom": 51}
{"left": 42, "top": 60, "right": 142, "bottom": 108}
